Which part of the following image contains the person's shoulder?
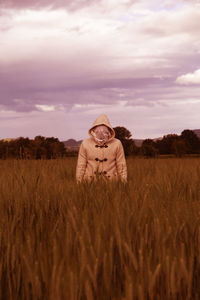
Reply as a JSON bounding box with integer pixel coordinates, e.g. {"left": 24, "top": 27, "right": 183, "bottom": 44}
{"left": 81, "top": 138, "right": 94, "bottom": 147}
{"left": 107, "top": 138, "right": 122, "bottom": 149}
{"left": 110, "top": 138, "right": 122, "bottom": 145}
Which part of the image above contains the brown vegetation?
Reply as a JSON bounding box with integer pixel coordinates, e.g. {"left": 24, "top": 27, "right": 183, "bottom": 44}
{"left": 0, "top": 158, "right": 200, "bottom": 299}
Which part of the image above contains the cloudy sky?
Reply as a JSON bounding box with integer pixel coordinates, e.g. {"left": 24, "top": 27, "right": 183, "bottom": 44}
{"left": 0, "top": 0, "right": 200, "bottom": 140}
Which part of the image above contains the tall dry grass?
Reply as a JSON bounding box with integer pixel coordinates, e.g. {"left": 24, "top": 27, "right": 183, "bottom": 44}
{"left": 0, "top": 158, "right": 200, "bottom": 300}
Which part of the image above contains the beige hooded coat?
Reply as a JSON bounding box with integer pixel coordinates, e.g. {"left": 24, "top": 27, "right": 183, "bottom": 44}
{"left": 76, "top": 114, "right": 127, "bottom": 182}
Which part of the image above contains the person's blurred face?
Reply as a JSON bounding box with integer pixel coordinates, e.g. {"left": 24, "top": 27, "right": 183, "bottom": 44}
{"left": 91, "top": 125, "right": 111, "bottom": 143}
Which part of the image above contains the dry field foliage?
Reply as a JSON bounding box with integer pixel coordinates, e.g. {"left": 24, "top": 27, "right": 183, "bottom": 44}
{"left": 0, "top": 158, "right": 200, "bottom": 300}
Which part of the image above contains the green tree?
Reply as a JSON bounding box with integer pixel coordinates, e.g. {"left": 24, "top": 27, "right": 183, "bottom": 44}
{"left": 172, "top": 139, "right": 187, "bottom": 157}
{"left": 155, "top": 134, "right": 179, "bottom": 155}
{"left": 141, "top": 139, "right": 158, "bottom": 157}
{"left": 113, "top": 126, "right": 136, "bottom": 156}
{"left": 0, "top": 141, "right": 6, "bottom": 159}
{"left": 181, "top": 130, "right": 200, "bottom": 154}
{"left": 0, "top": 136, "right": 66, "bottom": 159}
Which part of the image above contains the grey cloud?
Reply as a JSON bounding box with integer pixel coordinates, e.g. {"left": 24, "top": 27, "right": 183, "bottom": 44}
{"left": 1, "top": 48, "right": 199, "bottom": 113}
{"left": 0, "top": 58, "right": 174, "bottom": 113}
{"left": 0, "top": 0, "right": 102, "bottom": 11}
{"left": 122, "top": 5, "right": 200, "bottom": 39}
{"left": 0, "top": 68, "right": 177, "bottom": 114}
{"left": 0, "top": 24, "right": 12, "bottom": 31}
{"left": 0, "top": 0, "right": 140, "bottom": 13}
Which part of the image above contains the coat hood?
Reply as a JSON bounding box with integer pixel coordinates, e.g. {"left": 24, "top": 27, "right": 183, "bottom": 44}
{"left": 88, "top": 114, "right": 115, "bottom": 142}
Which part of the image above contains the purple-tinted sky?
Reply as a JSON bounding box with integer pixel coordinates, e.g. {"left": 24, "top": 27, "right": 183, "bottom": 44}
{"left": 0, "top": 0, "right": 200, "bottom": 140}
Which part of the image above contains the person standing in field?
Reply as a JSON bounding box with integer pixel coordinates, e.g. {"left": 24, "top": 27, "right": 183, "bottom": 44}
{"left": 76, "top": 114, "right": 127, "bottom": 183}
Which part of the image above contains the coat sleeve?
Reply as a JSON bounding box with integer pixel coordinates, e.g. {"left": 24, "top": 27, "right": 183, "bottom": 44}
{"left": 76, "top": 142, "right": 87, "bottom": 182}
{"left": 116, "top": 141, "right": 127, "bottom": 182}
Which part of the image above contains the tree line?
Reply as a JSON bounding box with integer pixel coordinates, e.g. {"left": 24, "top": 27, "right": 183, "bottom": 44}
{"left": 0, "top": 128, "right": 200, "bottom": 159}
{"left": 0, "top": 136, "right": 66, "bottom": 159}
{"left": 114, "top": 127, "right": 200, "bottom": 157}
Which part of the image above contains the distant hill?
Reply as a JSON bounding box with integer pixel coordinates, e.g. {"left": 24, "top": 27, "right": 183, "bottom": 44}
{"left": 2, "top": 138, "right": 17, "bottom": 142}
{"left": 193, "top": 129, "right": 200, "bottom": 138}
{"left": 63, "top": 129, "right": 200, "bottom": 148}
{"left": 133, "top": 139, "right": 144, "bottom": 147}
{"left": 2, "top": 129, "right": 198, "bottom": 149}
{"left": 63, "top": 138, "right": 145, "bottom": 147}
{"left": 62, "top": 139, "right": 82, "bottom": 147}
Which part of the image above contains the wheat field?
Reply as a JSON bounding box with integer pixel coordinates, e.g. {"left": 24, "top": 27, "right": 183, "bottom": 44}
{"left": 0, "top": 158, "right": 200, "bottom": 300}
